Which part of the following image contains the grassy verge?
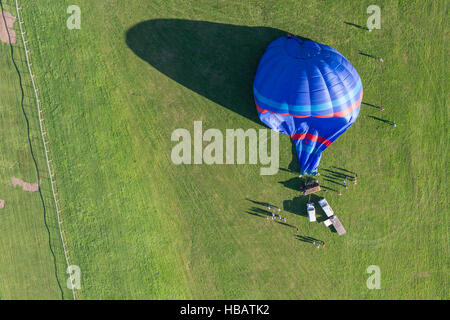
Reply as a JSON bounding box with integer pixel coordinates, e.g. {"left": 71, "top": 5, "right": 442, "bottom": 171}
{"left": 0, "top": 0, "right": 72, "bottom": 299}
{"left": 12, "top": 0, "right": 449, "bottom": 299}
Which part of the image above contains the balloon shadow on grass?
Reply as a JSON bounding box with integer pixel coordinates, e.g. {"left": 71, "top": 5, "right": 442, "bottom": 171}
{"left": 125, "top": 19, "right": 311, "bottom": 124}
{"left": 126, "top": 20, "right": 314, "bottom": 176}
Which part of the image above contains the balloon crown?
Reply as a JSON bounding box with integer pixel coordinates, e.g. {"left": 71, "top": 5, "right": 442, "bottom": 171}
{"left": 285, "top": 34, "right": 321, "bottom": 60}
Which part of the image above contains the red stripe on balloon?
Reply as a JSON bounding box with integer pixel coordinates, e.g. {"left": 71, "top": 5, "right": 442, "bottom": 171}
{"left": 290, "top": 133, "right": 332, "bottom": 147}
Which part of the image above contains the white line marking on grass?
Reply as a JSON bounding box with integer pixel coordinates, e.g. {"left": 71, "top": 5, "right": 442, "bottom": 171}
{"left": 15, "top": 0, "right": 76, "bottom": 300}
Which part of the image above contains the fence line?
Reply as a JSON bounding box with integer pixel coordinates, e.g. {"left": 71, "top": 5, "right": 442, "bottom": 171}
{"left": 15, "top": 0, "right": 76, "bottom": 300}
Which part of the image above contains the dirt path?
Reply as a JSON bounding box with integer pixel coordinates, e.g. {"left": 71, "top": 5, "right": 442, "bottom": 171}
{"left": 0, "top": 11, "right": 16, "bottom": 44}
{"left": 11, "top": 177, "right": 39, "bottom": 192}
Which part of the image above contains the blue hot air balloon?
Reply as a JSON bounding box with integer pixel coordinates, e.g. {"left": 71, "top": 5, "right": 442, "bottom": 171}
{"left": 253, "top": 34, "right": 362, "bottom": 175}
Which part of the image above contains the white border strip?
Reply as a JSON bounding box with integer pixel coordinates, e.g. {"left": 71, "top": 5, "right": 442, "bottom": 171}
{"left": 15, "top": 0, "right": 76, "bottom": 300}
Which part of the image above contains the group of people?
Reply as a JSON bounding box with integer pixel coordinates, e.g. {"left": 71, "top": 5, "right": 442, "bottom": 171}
{"left": 337, "top": 173, "right": 358, "bottom": 196}
{"left": 266, "top": 205, "right": 287, "bottom": 223}
{"left": 265, "top": 205, "right": 326, "bottom": 249}
{"left": 312, "top": 240, "right": 326, "bottom": 249}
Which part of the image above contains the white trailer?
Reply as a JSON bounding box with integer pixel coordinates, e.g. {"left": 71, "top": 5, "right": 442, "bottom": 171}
{"left": 318, "top": 198, "right": 334, "bottom": 217}
{"left": 306, "top": 202, "right": 316, "bottom": 222}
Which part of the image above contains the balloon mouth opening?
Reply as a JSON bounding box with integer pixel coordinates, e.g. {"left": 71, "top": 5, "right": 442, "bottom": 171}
{"left": 285, "top": 35, "right": 321, "bottom": 60}
{"left": 300, "top": 170, "right": 319, "bottom": 176}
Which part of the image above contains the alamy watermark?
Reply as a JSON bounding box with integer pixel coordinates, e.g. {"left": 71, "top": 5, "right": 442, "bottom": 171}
{"left": 171, "top": 121, "right": 279, "bottom": 175}
{"left": 367, "top": 5, "right": 381, "bottom": 30}
{"left": 67, "top": 265, "right": 81, "bottom": 290}
{"left": 67, "top": 5, "right": 81, "bottom": 30}
{"left": 366, "top": 265, "right": 381, "bottom": 289}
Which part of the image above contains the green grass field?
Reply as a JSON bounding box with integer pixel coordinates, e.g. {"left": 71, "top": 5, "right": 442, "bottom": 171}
{"left": 1, "top": 0, "right": 448, "bottom": 299}
{"left": 0, "top": 1, "right": 72, "bottom": 299}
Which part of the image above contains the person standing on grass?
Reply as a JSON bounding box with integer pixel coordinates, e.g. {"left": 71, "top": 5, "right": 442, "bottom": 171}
{"left": 338, "top": 191, "right": 342, "bottom": 196}
{"left": 321, "top": 242, "right": 325, "bottom": 248}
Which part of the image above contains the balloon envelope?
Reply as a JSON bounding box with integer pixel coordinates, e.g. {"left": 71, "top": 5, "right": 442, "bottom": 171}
{"left": 253, "top": 35, "right": 362, "bottom": 175}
